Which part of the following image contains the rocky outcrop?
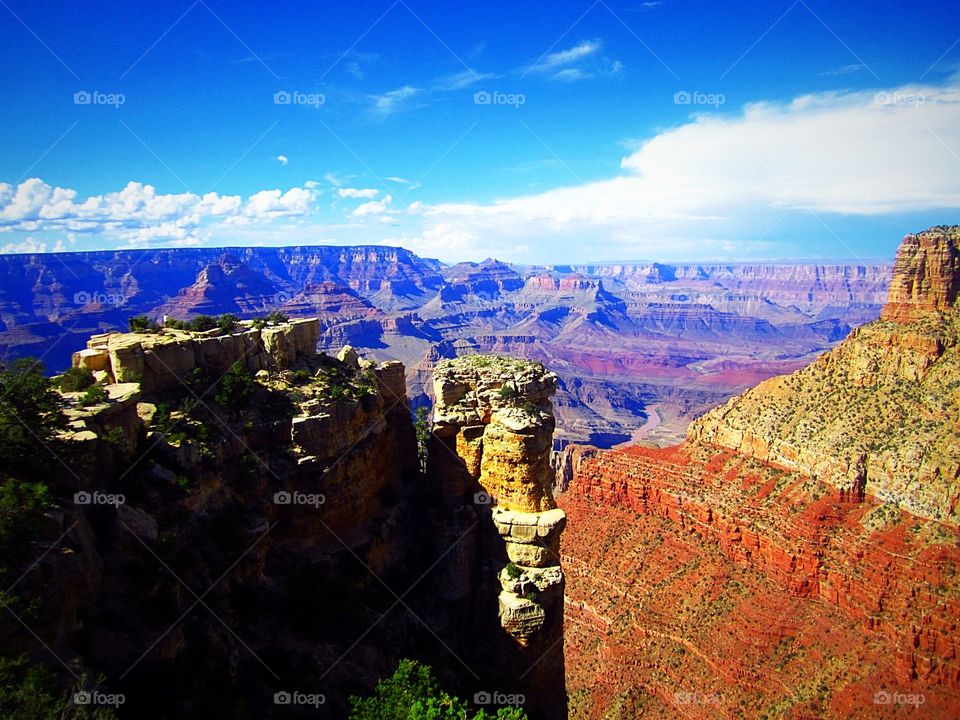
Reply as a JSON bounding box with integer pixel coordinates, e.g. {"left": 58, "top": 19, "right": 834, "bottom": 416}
{"left": 881, "top": 226, "right": 960, "bottom": 323}
{"left": 72, "top": 318, "right": 320, "bottom": 394}
{"left": 432, "top": 356, "right": 559, "bottom": 512}
{"left": 690, "top": 226, "right": 960, "bottom": 524}
{"left": 428, "top": 355, "right": 567, "bottom": 719}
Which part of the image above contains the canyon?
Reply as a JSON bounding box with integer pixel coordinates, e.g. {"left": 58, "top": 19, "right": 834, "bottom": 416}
{"left": 0, "top": 246, "right": 891, "bottom": 449}
{"left": 556, "top": 226, "right": 960, "bottom": 718}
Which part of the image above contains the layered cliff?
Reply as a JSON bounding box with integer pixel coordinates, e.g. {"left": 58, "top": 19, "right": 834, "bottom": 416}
{"left": 691, "top": 226, "right": 960, "bottom": 524}
{"left": 5, "top": 320, "right": 567, "bottom": 718}
{"left": 428, "top": 356, "right": 567, "bottom": 719}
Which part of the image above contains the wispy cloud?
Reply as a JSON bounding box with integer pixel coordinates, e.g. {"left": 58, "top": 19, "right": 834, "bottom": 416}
{"left": 532, "top": 39, "right": 603, "bottom": 73}
{"left": 820, "top": 63, "right": 868, "bottom": 77}
{"left": 371, "top": 85, "right": 420, "bottom": 116}
{"left": 276, "top": 154, "right": 288, "bottom": 166}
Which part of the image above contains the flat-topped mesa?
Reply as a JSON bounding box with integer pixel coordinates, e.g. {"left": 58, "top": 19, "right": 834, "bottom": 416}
{"left": 431, "top": 355, "right": 559, "bottom": 512}
{"left": 72, "top": 318, "right": 320, "bottom": 394}
{"left": 881, "top": 225, "right": 960, "bottom": 323}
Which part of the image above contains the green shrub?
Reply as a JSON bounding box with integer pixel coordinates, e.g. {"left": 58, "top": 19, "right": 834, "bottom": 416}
{"left": 499, "top": 384, "right": 517, "bottom": 399}
{"left": 215, "top": 313, "right": 240, "bottom": 334}
{"left": 188, "top": 315, "right": 217, "bottom": 332}
{"left": 54, "top": 367, "right": 95, "bottom": 392}
{"left": 0, "top": 358, "right": 64, "bottom": 476}
{"left": 79, "top": 385, "right": 109, "bottom": 407}
{"left": 504, "top": 562, "right": 522, "bottom": 580}
{"left": 214, "top": 363, "right": 255, "bottom": 409}
{"left": 128, "top": 315, "right": 159, "bottom": 332}
{"left": 349, "top": 659, "right": 526, "bottom": 720}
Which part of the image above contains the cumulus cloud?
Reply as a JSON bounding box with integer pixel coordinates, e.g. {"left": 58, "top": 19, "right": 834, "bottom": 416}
{"left": 0, "top": 179, "right": 317, "bottom": 247}
{"left": 338, "top": 187, "right": 379, "bottom": 199}
{"left": 352, "top": 194, "right": 392, "bottom": 216}
{"left": 407, "top": 78, "right": 960, "bottom": 260}
{"left": 276, "top": 154, "right": 289, "bottom": 166}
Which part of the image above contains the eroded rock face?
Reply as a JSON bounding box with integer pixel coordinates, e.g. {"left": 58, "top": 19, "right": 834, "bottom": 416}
{"left": 429, "top": 355, "right": 567, "bottom": 718}
{"left": 881, "top": 226, "right": 960, "bottom": 323}
{"left": 432, "top": 356, "right": 559, "bottom": 512}
{"left": 690, "top": 226, "right": 960, "bottom": 524}
{"left": 73, "top": 318, "right": 320, "bottom": 394}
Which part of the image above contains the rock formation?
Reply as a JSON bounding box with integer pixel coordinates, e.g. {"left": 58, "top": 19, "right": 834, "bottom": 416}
{"left": 881, "top": 226, "right": 960, "bottom": 322}
{"left": 73, "top": 317, "right": 320, "bottom": 393}
{"left": 691, "top": 226, "right": 960, "bottom": 524}
{"left": 428, "top": 355, "right": 567, "bottom": 719}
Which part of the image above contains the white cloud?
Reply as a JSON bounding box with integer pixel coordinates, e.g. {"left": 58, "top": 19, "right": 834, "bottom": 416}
{"left": 386, "top": 176, "right": 412, "bottom": 185}
{"left": 531, "top": 40, "right": 602, "bottom": 73}
{"left": 352, "top": 194, "right": 392, "bottom": 216}
{"left": 0, "top": 180, "right": 317, "bottom": 247}
{"left": 0, "top": 237, "right": 48, "bottom": 254}
{"left": 276, "top": 154, "right": 289, "bottom": 166}
{"left": 407, "top": 78, "right": 960, "bottom": 259}
{"left": 371, "top": 86, "right": 419, "bottom": 116}
{"left": 338, "top": 187, "right": 379, "bottom": 199}
{"left": 552, "top": 68, "right": 591, "bottom": 82}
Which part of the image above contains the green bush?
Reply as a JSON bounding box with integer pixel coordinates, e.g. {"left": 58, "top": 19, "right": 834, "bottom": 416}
{"left": 79, "top": 385, "right": 109, "bottom": 407}
{"left": 216, "top": 314, "right": 240, "bottom": 334}
{"left": 504, "top": 562, "right": 522, "bottom": 580}
{"left": 0, "top": 655, "right": 117, "bottom": 719}
{"left": 0, "top": 358, "right": 64, "bottom": 475}
{"left": 128, "top": 315, "right": 159, "bottom": 333}
{"left": 54, "top": 367, "right": 95, "bottom": 392}
{"left": 349, "top": 659, "right": 526, "bottom": 720}
{"left": 214, "top": 363, "right": 256, "bottom": 409}
{"left": 499, "top": 384, "right": 517, "bottom": 400}
{"left": 188, "top": 315, "right": 217, "bottom": 332}
{"left": 0, "top": 479, "right": 51, "bottom": 563}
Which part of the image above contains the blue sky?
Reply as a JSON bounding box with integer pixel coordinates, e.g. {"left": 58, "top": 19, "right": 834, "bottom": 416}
{"left": 1, "top": 0, "right": 959, "bottom": 262}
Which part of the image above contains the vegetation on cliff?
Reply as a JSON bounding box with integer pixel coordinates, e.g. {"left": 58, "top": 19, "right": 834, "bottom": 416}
{"left": 349, "top": 659, "right": 527, "bottom": 719}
